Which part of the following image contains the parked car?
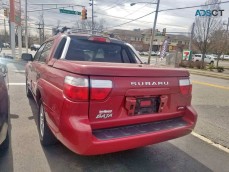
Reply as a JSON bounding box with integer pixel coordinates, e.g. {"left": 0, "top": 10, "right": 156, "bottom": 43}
{"left": 0, "top": 64, "right": 9, "bottom": 151}
{"left": 24, "top": 33, "right": 197, "bottom": 155}
{"left": 139, "top": 51, "right": 144, "bottom": 55}
{"left": 142, "top": 51, "right": 149, "bottom": 55}
{"left": 151, "top": 51, "right": 157, "bottom": 56}
{"left": 207, "top": 54, "right": 218, "bottom": 59}
{"left": 192, "top": 54, "right": 215, "bottom": 64}
{"left": 220, "top": 54, "right": 229, "bottom": 60}
{"left": 3, "top": 43, "right": 10, "bottom": 48}
{"left": 30, "top": 44, "right": 41, "bottom": 51}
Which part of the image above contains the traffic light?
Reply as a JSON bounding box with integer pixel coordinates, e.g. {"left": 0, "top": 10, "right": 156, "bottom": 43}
{"left": 4, "top": 9, "right": 8, "bottom": 17}
{"left": 81, "top": 8, "right": 87, "bottom": 20}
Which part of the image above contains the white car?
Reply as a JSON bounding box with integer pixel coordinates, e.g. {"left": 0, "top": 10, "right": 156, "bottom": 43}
{"left": 30, "top": 44, "right": 41, "bottom": 51}
{"left": 192, "top": 54, "right": 215, "bottom": 64}
{"left": 150, "top": 51, "right": 157, "bottom": 56}
{"left": 3, "top": 43, "right": 10, "bottom": 48}
{"left": 207, "top": 54, "right": 218, "bottom": 59}
{"left": 142, "top": 52, "right": 149, "bottom": 56}
{"left": 220, "top": 55, "right": 229, "bottom": 60}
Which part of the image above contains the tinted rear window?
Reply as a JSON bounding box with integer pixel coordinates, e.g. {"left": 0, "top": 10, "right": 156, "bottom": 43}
{"left": 65, "top": 38, "right": 135, "bottom": 63}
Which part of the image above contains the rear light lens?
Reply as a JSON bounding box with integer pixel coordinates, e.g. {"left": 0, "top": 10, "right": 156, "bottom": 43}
{"left": 179, "top": 79, "right": 192, "bottom": 95}
{"left": 88, "top": 36, "right": 110, "bottom": 43}
{"left": 64, "top": 76, "right": 89, "bottom": 101}
{"left": 90, "top": 79, "right": 112, "bottom": 100}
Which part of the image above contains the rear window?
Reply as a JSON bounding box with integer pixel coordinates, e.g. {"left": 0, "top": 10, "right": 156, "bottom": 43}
{"left": 65, "top": 38, "right": 136, "bottom": 63}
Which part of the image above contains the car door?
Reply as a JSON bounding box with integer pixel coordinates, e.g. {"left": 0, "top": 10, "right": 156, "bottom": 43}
{"left": 33, "top": 41, "right": 54, "bottom": 96}
{"left": 30, "top": 44, "right": 46, "bottom": 95}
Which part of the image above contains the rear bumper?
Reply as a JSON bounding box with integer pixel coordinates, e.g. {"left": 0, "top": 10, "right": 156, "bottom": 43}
{"left": 57, "top": 106, "right": 197, "bottom": 155}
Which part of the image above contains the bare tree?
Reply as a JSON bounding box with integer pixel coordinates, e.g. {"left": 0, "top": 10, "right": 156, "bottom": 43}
{"left": 209, "top": 28, "right": 227, "bottom": 67}
{"left": 193, "top": 0, "right": 222, "bottom": 68}
{"left": 73, "top": 19, "right": 106, "bottom": 34}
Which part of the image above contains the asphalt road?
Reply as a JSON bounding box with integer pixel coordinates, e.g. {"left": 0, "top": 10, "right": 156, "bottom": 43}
{"left": 191, "top": 75, "right": 229, "bottom": 148}
{"left": 0, "top": 58, "right": 229, "bottom": 172}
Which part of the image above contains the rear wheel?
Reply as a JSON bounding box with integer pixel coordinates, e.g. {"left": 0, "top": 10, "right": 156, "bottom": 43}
{"left": 38, "top": 101, "right": 57, "bottom": 146}
{"left": 0, "top": 131, "right": 9, "bottom": 151}
{"left": 26, "top": 77, "right": 33, "bottom": 98}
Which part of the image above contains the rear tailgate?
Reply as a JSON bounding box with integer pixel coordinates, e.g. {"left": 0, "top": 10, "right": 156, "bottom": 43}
{"left": 54, "top": 61, "right": 191, "bottom": 129}
{"left": 89, "top": 75, "right": 191, "bottom": 130}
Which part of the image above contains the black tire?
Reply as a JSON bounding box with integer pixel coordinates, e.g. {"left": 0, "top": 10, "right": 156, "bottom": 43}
{"left": 26, "top": 77, "right": 33, "bottom": 98}
{"left": 0, "top": 131, "right": 9, "bottom": 151}
{"left": 38, "top": 101, "right": 57, "bottom": 146}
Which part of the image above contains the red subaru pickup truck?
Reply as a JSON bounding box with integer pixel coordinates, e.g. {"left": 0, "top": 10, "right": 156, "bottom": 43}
{"left": 24, "top": 33, "right": 197, "bottom": 155}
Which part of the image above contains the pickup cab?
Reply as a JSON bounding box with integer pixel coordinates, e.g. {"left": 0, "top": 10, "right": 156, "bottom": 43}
{"left": 25, "top": 33, "right": 197, "bottom": 155}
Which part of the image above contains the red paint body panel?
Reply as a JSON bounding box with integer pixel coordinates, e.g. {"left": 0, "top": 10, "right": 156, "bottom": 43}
{"left": 25, "top": 33, "right": 197, "bottom": 155}
{"left": 53, "top": 60, "right": 189, "bottom": 77}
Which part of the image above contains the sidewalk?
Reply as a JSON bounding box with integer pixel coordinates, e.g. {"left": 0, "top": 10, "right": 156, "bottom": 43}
{"left": 187, "top": 68, "right": 229, "bottom": 80}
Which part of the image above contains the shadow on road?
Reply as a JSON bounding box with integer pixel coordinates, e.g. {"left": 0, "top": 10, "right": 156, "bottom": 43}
{"left": 27, "top": 98, "right": 212, "bottom": 172}
{"left": 0, "top": 116, "right": 14, "bottom": 172}
{"left": 40, "top": 141, "right": 212, "bottom": 172}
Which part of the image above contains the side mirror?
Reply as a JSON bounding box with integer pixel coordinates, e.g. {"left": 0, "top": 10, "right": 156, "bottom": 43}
{"left": 21, "top": 53, "right": 33, "bottom": 61}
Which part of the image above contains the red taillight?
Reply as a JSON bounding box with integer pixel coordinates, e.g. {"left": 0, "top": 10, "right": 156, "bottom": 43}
{"left": 179, "top": 79, "right": 192, "bottom": 95}
{"left": 90, "top": 79, "right": 112, "bottom": 100}
{"left": 64, "top": 76, "right": 89, "bottom": 101}
{"left": 88, "top": 36, "right": 110, "bottom": 43}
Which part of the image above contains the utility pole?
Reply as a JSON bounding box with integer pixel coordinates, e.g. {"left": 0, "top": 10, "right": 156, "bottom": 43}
{"left": 18, "top": 0, "right": 22, "bottom": 59}
{"left": 4, "top": 18, "right": 7, "bottom": 43}
{"left": 10, "top": 0, "right": 16, "bottom": 58}
{"left": 37, "top": 23, "right": 42, "bottom": 44}
{"left": 8, "top": 16, "right": 11, "bottom": 44}
{"left": 25, "top": 0, "right": 28, "bottom": 53}
{"left": 148, "top": 0, "right": 160, "bottom": 64}
{"left": 222, "top": 17, "right": 229, "bottom": 60}
{"left": 227, "top": 17, "right": 229, "bottom": 31}
{"left": 91, "top": 0, "right": 94, "bottom": 34}
{"left": 42, "top": 4, "right": 45, "bottom": 42}
{"left": 189, "top": 22, "right": 195, "bottom": 52}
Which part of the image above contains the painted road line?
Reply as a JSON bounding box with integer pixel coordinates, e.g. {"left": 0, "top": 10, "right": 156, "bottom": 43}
{"left": 9, "top": 83, "right": 26, "bottom": 86}
{"left": 192, "top": 132, "right": 229, "bottom": 154}
{"left": 13, "top": 70, "right": 25, "bottom": 73}
{"left": 192, "top": 80, "right": 229, "bottom": 90}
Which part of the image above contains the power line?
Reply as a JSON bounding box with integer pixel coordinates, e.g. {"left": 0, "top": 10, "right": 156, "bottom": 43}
{"left": 107, "top": 0, "right": 229, "bottom": 29}
{"left": 100, "top": 0, "right": 128, "bottom": 11}
{"left": 123, "top": 4, "right": 148, "bottom": 18}
{"left": 95, "top": 12, "right": 187, "bottom": 29}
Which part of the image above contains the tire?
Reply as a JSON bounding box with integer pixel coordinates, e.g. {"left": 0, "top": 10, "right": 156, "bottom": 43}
{"left": 38, "top": 101, "right": 57, "bottom": 146}
{"left": 210, "top": 61, "right": 214, "bottom": 65}
{"left": 26, "top": 77, "right": 33, "bottom": 98}
{"left": 0, "top": 131, "right": 9, "bottom": 151}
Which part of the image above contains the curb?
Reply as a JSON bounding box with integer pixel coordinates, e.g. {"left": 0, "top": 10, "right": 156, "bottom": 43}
{"left": 188, "top": 70, "right": 229, "bottom": 80}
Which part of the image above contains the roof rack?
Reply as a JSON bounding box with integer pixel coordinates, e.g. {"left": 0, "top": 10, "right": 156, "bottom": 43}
{"left": 54, "top": 27, "right": 121, "bottom": 40}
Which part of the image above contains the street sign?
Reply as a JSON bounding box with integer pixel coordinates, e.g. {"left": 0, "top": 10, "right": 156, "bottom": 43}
{"left": 59, "top": 9, "right": 81, "bottom": 15}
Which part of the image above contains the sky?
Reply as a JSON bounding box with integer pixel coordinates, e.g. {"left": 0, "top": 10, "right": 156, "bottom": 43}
{"left": 0, "top": 0, "right": 229, "bottom": 36}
